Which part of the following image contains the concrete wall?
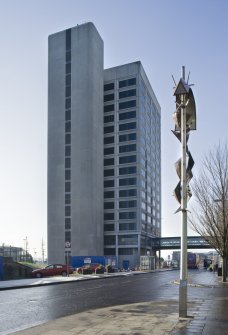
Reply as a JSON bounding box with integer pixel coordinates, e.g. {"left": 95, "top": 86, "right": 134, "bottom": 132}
{"left": 48, "top": 23, "right": 104, "bottom": 263}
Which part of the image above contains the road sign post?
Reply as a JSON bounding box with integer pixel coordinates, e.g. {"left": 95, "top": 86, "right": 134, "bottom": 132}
{"left": 65, "top": 241, "right": 71, "bottom": 277}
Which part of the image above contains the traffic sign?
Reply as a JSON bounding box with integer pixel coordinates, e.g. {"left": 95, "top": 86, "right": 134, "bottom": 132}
{"left": 65, "top": 241, "right": 71, "bottom": 248}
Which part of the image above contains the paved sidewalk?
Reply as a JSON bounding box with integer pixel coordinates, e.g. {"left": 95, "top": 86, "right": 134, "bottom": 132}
{"left": 4, "top": 271, "right": 228, "bottom": 335}
{"left": 10, "top": 300, "right": 191, "bottom": 335}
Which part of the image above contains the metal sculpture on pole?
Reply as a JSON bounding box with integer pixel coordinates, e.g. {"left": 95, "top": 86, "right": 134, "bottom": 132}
{"left": 172, "top": 66, "right": 196, "bottom": 317}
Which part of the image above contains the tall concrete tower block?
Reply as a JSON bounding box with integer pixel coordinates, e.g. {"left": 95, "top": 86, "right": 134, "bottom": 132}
{"left": 48, "top": 23, "right": 104, "bottom": 263}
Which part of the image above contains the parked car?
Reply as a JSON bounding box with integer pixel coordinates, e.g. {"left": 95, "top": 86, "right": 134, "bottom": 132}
{"left": 76, "top": 263, "right": 104, "bottom": 274}
{"left": 31, "top": 264, "right": 74, "bottom": 278}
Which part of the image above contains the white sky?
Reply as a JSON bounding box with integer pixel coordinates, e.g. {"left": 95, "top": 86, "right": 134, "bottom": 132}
{"left": 0, "top": 0, "right": 227, "bottom": 258}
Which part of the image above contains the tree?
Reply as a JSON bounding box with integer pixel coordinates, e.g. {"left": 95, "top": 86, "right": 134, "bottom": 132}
{"left": 189, "top": 143, "right": 228, "bottom": 282}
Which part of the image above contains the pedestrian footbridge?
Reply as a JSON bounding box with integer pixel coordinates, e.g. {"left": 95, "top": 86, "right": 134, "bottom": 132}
{"left": 152, "top": 236, "right": 211, "bottom": 250}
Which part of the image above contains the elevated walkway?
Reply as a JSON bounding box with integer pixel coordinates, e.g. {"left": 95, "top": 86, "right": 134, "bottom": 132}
{"left": 152, "top": 236, "right": 211, "bottom": 250}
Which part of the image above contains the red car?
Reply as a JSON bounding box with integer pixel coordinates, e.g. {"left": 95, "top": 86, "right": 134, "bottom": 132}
{"left": 31, "top": 264, "right": 74, "bottom": 278}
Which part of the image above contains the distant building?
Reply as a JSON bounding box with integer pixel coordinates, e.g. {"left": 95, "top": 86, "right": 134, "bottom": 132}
{"left": 0, "top": 245, "right": 32, "bottom": 262}
{"left": 48, "top": 23, "right": 161, "bottom": 268}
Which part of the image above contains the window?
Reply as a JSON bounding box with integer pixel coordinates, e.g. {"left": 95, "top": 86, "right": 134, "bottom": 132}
{"left": 65, "top": 63, "right": 71, "bottom": 74}
{"left": 119, "top": 200, "right": 137, "bottom": 208}
{"left": 119, "top": 89, "right": 136, "bottom": 99}
{"left": 65, "top": 121, "right": 71, "bottom": 132}
{"left": 104, "top": 104, "right": 114, "bottom": 113}
{"left": 104, "top": 83, "right": 114, "bottom": 91}
{"left": 104, "top": 212, "right": 114, "bottom": 220}
{"left": 65, "top": 86, "right": 71, "bottom": 97}
{"left": 119, "top": 133, "right": 136, "bottom": 142}
{"left": 65, "top": 182, "right": 71, "bottom": 192}
{"left": 65, "top": 231, "right": 71, "bottom": 243}
{"left": 104, "top": 136, "right": 114, "bottom": 144}
{"left": 65, "top": 134, "right": 71, "bottom": 145}
{"left": 66, "top": 50, "right": 71, "bottom": 63}
{"left": 119, "top": 212, "right": 136, "bottom": 219}
{"left": 104, "top": 169, "right": 114, "bottom": 177}
{"left": 104, "top": 236, "right": 115, "bottom": 245}
{"left": 65, "top": 98, "right": 71, "bottom": 109}
{"left": 119, "top": 122, "right": 136, "bottom": 132}
{"left": 66, "top": 51, "right": 71, "bottom": 63}
{"left": 118, "top": 234, "right": 138, "bottom": 245}
{"left": 65, "top": 170, "right": 71, "bottom": 180}
{"left": 104, "top": 179, "right": 114, "bottom": 188}
{"left": 65, "top": 218, "right": 71, "bottom": 229}
{"left": 65, "top": 206, "right": 71, "bottom": 216}
{"left": 104, "top": 224, "right": 115, "bottom": 231}
{"left": 104, "top": 202, "right": 114, "bottom": 210}
{"left": 104, "top": 158, "right": 114, "bottom": 166}
{"left": 104, "top": 93, "right": 114, "bottom": 102}
{"left": 119, "top": 110, "right": 136, "bottom": 121}
{"left": 118, "top": 248, "right": 138, "bottom": 255}
{"left": 119, "top": 100, "right": 136, "bottom": 110}
{"left": 119, "top": 78, "right": 136, "bottom": 88}
{"left": 104, "top": 125, "right": 114, "bottom": 134}
{"left": 66, "top": 29, "right": 71, "bottom": 51}
{"left": 119, "top": 155, "right": 136, "bottom": 164}
{"left": 104, "top": 248, "right": 116, "bottom": 255}
{"left": 65, "top": 146, "right": 71, "bottom": 156}
{"left": 104, "top": 115, "right": 114, "bottom": 123}
{"left": 65, "top": 74, "right": 71, "bottom": 86}
{"left": 65, "top": 110, "right": 71, "bottom": 121}
{"left": 65, "top": 194, "right": 71, "bottom": 204}
{"left": 119, "top": 144, "right": 136, "bottom": 153}
{"left": 104, "top": 147, "right": 114, "bottom": 155}
{"left": 119, "top": 222, "right": 137, "bottom": 231}
{"left": 119, "top": 177, "right": 137, "bottom": 186}
{"left": 119, "top": 166, "right": 136, "bottom": 175}
{"left": 104, "top": 191, "right": 114, "bottom": 199}
{"left": 65, "top": 158, "right": 71, "bottom": 168}
{"left": 119, "top": 189, "right": 137, "bottom": 197}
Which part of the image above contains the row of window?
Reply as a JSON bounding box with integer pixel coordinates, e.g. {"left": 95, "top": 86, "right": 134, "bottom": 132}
{"left": 104, "top": 155, "right": 136, "bottom": 167}
{"left": 104, "top": 222, "right": 137, "bottom": 231}
{"left": 64, "top": 29, "right": 72, "bottom": 244}
{"left": 103, "top": 111, "right": 136, "bottom": 125}
{"left": 104, "top": 248, "right": 138, "bottom": 256}
{"left": 104, "top": 177, "right": 137, "bottom": 188}
{"left": 104, "top": 133, "right": 137, "bottom": 145}
{"left": 104, "top": 78, "right": 136, "bottom": 92}
{"left": 104, "top": 211, "right": 136, "bottom": 220}
{"left": 104, "top": 166, "right": 136, "bottom": 177}
{"left": 104, "top": 189, "right": 137, "bottom": 199}
{"left": 104, "top": 234, "right": 138, "bottom": 245}
{"left": 104, "top": 200, "right": 137, "bottom": 210}
{"left": 104, "top": 89, "right": 136, "bottom": 102}
{"left": 103, "top": 144, "right": 136, "bottom": 157}
{"left": 104, "top": 100, "right": 136, "bottom": 114}
{"left": 104, "top": 122, "right": 137, "bottom": 133}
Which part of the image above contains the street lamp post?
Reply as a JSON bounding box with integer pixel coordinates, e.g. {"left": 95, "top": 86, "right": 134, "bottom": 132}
{"left": 179, "top": 68, "right": 188, "bottom": 317}
{"left": 172, "top": 66, "right": 196, "bottom": 317}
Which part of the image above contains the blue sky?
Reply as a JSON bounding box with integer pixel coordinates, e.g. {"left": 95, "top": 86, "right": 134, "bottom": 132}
{"left": 0, "top": 0, "right": 227, "bottom": 258}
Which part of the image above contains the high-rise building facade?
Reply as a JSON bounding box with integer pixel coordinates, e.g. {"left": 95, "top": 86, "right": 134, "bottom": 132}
{"left": 48, "top": 23, "right": 161, "bottom": 268}
{"left": 103, "top": 63, "right": 161, "bottom": 267}
{"left": 48, "top": 23, "right": 104, "bottom": 263}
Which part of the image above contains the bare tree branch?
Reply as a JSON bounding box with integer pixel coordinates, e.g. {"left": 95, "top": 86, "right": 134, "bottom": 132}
{"left": 188, "top": 143, "right": 228, "bottom": 282}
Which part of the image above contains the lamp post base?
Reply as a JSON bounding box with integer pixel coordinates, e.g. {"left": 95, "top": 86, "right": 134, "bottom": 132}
{"left": 179, "top": 279, "right": 187, "bottom": 318}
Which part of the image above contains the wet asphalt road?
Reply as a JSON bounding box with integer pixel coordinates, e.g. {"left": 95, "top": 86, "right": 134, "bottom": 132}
{"left": 0, "top": 270, "right": 219, "bottom": 334}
